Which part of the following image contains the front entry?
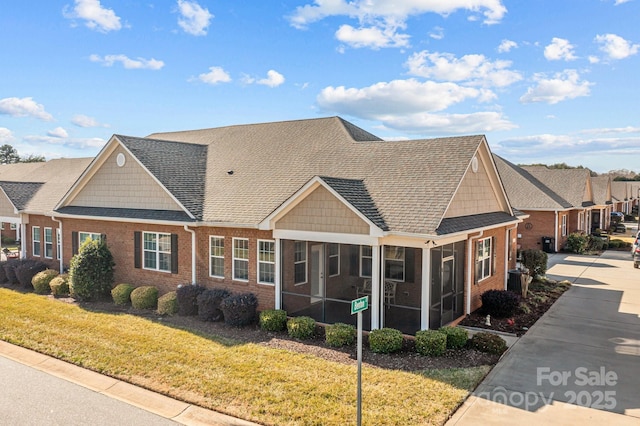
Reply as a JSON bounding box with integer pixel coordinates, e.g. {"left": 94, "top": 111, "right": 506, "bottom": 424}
{"left": 430, "top": 241, "right": 465, "bottom": 329}
{"left": 310, "top": 244, "right": 324, "bottom": 302}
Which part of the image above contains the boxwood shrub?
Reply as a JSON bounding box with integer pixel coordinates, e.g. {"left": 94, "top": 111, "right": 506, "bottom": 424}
{"left": 470, "top": 332, "right": 508, "bottom": 355}
{"left": 287, "top": 316, "right": 316, "bottom": 340}
{"left": 111, "top": 283, "right": 135, "bottom": 305}
{"left": 439, "top": 326, "right": 469, "bottom": 349}
{"left": 325, "top": 323, "right": 356, "bottom": 347}
{"left": 49, "top": 274, "right": 69, "bottom": 297}
{"left": 415, "top": 330, "right": 447, "bottom": 356}
{"left": 16, "top": 260, "right": 47, "bottom": 288}
{"left": 196, "top": 288, "right": 231, "bottom": 321}
{"left": 220, "top": 293, "right": 258, "bottom": 326}
{"left": 176, "top": 284, "right": 205, "bottom": 316}
{"left": 0, "top": 261, "right": 7, "bottom": 283}
{"left": 368, "top": 328, "right": 403, "bottom": 354}
{"left": 259, "top": 309, "right": 288, "bottom": 332}
{"left": 157, "top": 291, "right": 178, "bottom": 316}
{"left": 130, "top": 286, "right": 159, "bottom": 310}
{"left": 31, "top": 269, "right": 59, "bottom": 295}
{"left": 481, "top": 289, "right": 520, "bottom": 318}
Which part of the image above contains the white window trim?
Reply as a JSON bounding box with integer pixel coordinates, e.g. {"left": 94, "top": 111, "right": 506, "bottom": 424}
{"left": 359, "top": 245, "right": 372, "bottom": 278}
{"left": 561, "top": 215, "right": 567, "bottom": 237}
{"left": 79, "top": 232, "right": 101, "bottom": 245}
{"left": 209, "top": 236, "right": 225, "bottom": 278}
{"left": 257, "top": 239, "right": 275, "bottom": 285}
{"left": 56, "top": 228, "right": 62, "bottom": 261}
{"left": 232, "top": 237, "right": 249, "bottom": 282}
{"left": 32, "top": 226, "right": 41, "bottom": 257}
{"left": 44, "top": 227, "right": 53, "bottom": 259}
{"left": 143, "top": 231, "right": 172, "bottom": 273}
{"left": 294, "top": 241, "right": 307, "bottom": 285}
{"left": 384, "top": 245, "right": 405, "bottom": 282}
{"left": 477, "top": 237, "right": 492, "bottom": 282}
{"left": 328, "top": 243, "right": 340, "bottom": 277}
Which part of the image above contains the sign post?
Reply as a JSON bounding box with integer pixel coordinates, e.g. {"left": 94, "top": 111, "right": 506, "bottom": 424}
{"left": 351, "top": 296, "right": 369, "bottom": 426}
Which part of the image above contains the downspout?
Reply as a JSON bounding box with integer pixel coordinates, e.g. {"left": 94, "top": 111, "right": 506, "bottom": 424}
{"left": 52, "top": 216, "right": 63, "bottom": 273}
{"left": 554, "top": 211, "right": 559, "bottom": 253}
{"left": 466, "top": 231, "right": 483, "bottom": 315}
{"left": 183, "top": 225, "right": 196, "bottom": 285}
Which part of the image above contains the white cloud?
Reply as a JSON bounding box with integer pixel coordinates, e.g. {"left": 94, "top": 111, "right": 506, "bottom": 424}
{"left": 257, "top": 70, "right": 285, "bottom": 87}
{"left": 177, "top": 0, "right": 213, "bottom": 36}
{"left": 47, "top": 127, "right": 69, "bottom": 138}
{"left": 498, "top": 39, "right": 517, "bottom": 53}
{"left": 23, "top": 135, "right": 106, "bottom": 149}
{"left": 194, "top": 66, "right": 232, "bottom": 85}
{"left": 71, "top": 114, "right": 106, "bottom": 128}
{"left": 520, "top": 70, "right": 592, "bottom": 104}
{"left": 0, "top": 128, "right": 14, "bottom": 144}
{"left": 405, "top": 51, "right": 522, "bottom": 88}
{"left": 429, "top": 26, "right": 444, "bottom": 40}
{"left": 335, "top": 22, "right": 410, "bottom": 49}
{"left": 63, "top": 0, "right": 122, "bottom": 32}
{"left": 89, "top": 54, "right": 165, "bottom": 70}
{"left": 544, "top": 37, "right": 577, "bottom": 61}
{"left": 595, "top": 33, "right": 639, "bottom": 59}
{"left": 0, "top": 97, "right": 54, "bottom": 121}
{"left": 380, "top": 111, "right": 516, "bottom": 134}
{"left": 613, "top": 0, "right": 631, "bottom": 5}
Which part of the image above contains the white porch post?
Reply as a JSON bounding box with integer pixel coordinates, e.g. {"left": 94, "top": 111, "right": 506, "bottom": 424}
{"left": 20, "top": 222, "right": 27, "bottom": 259}
{"left": 370, "top": 244, "right": 381, "bottom": 330}
{"left": 275, "top": 237, "right": 281, "bottom": 309}
{"left": 421, "top": 246, "right": 430, "bottom": 330}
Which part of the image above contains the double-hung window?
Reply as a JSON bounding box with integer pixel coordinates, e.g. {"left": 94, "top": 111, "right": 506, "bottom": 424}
{"left": 210, "top": 236, "right": 224, "bottom": 278}
{"left": 143, "top": 232, "right": 172, "bottom": 272}
{"left": 79, "top": 232, "right": 101, "bottom": 244}
{"left": 233, "top": 238, "right": 249, "bottom": 281}
{"left": 476, "top": 237, "right": 493, "bottom": 281}
{"left": 258, "top": 240, "right": 275, "bottom": 285}
{"left": 561, "top": 215, "right": 567, "bottom": 237}
{"left": 328, "top": 243, "right": 340, "bottom": 277}
{"left": 32, "top": 226, "right": 41, "bottom": 257}
{"left": 44, "top": 227, "right": 53, "bottom": 259}
{"left": 384, "top": 246, "right": 405, "bottom": 281}
{"left": 360, "top": 245, "right": 372, "bottom": 278}
{"left": 294, "top": 241, "right": 307, "bottom": 284}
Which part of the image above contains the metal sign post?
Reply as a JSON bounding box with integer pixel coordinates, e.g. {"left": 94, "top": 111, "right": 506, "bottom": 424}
{"left": 351, "top": 296, "right": 368, "bottom": 426}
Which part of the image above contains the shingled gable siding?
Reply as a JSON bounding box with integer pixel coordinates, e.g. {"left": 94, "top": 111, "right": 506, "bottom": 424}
{"left": 61, "top": 218, "right": 192, "bottom": 294}
{"left": 23, "top": 216, "right": 60, "bottom": 270}
{"left": 467, "top": 226, "right": 509, "bottom": 313}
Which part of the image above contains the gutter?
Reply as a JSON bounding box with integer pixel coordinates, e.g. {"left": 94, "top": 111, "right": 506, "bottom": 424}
{"left": 51, "top": 216, "right": 63, "bottom": 273}
{"left": 183, "top": 225, "right": 196, "bottom": 285}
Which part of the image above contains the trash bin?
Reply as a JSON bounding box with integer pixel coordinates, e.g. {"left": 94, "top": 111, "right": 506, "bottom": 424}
{"left": 507, "top": 269, "right": 522, "bottom": 293}
{"left": 541, "top": 236, "right": 555, "bottom": 253}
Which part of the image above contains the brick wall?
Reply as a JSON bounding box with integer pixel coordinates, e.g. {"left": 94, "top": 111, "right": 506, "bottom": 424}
{"left": 467, "top": 226, "right": 508, "bottom": 313}
{"left": 24, "top": 215, "right": 61, "bottom": 270}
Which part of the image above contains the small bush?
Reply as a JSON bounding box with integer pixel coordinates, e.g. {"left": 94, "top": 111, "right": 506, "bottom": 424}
{"left": 111, "top": 283, "right": 135, "bottom": 305}
{"left": 368, "top": 328, "right": 403, "bottom": 354}
{"left": 566, "top": 232, "right": 588, "bottom": 254}
{"left": 3, "top": 259, "right": 20, "bottom": 284}
{"left": 608, "top": 239, "right": 621, "bottom": 249}
{"left": 176, "top": 284, "right": 206, "bottom": 316}
{"left": 0, "top": 261, "right": 7, "bottom": 283}
{"left": 325, "top": 323, "right": 356, "bottom": 347}
{"left": 259, "top": 309, "right": 288, "bottom": 332}
{"left": 587, "top": 235, "right": 605, "bottom": 252}
{"left": 481, "top": 289, "right": 520, "bottom": 318}
{"left": 220, "top": 293, "right": 258, "bottom": 326}
{"left": 130, "top": 286, "right": 159, "bottom": 310}
{"left": 470, "top": 332, "right": 507, "bottom": 355}
{"left": 438, "top": 326, "right": 469, "bottom": 349}
{"left": 196, "top": 288, "right": 231, "bottom": 321}
{"left": 31, "top": 269, "right": 59, "bottom": 294}
{"left": 287, "top": 316, "right": 316, "bottom": 340}
{"left": 16, "top": 260, "right": 47, "bottom": 288}
{"left": 49, "top": 274, "right": 69, "bottom": 297}
{"left": 415, "top": 330, "right": 447, "bottom": 356}
{"left": 157, "top": 291, "right": 178, "bottom": 315}
{"left": 521, "top": 249, "right": 547, "bottom": 277}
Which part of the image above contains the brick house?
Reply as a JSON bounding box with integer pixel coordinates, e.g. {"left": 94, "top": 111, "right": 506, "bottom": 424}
{"left": 16, "top": 117, "right": 520, "bottom": 334}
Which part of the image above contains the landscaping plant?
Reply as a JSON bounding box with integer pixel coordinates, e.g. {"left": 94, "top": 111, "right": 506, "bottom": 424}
{"left": 157, "top": 291, "right": 178, "bottom": 315}
{"left": 325, "top": 323, "right": 356, "bottom": 347}
{"left": 438, "top": 326, "right": 469, "bottom": 350}
{"left": 130, "top": 286, "right": 159, "bottom": 310}
{"left": 176, "top": 284, "right": 205, "bottom": 316}
{"left": 111, "top": 283, "right": 135, "bottom": 305}
{"left": 415, "top": 330, "right": 447, "bottom": 357}
{"left": 470, "top": 332, "right": 507, "bottom": 355}
{"left": 368, "top": 328, "right": 403, "bottom": 354}
{"left": 286, "top": 316, "right": 316, "bottom": 340}
{"left": 69, "top": 237, "right": 115, "bottom": 301}
{"left": 481, "top": 289, "right": 520, "bottom": 318}
{"left": 196, "top": 288, "right": 231, "bottom": 321}
{"left": 259, "top": 309, "right": 288, "bottom": 332}
{"left": 49, "top": 274, "right": 69, "bottom": 297}
{"left": 220, "top": 293, "right": 258, "bottom": 326}
{"left": 31, "top": 269, "right": 59, "bottom": 295}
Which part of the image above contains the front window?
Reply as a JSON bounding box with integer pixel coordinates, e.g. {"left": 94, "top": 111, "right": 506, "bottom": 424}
{"left": 209, "top": 236, "right": 224, "bottom": 278}
{"left": 561, "top": 215, "right": 567, "bottom": 237}
{"left": 476, "top": 237, "right": 493, "bottom": 281}
{"left": 258, "top": 240, "right": 275, "bottom": 284}
{"left": 32, "top": 226, "right": 41, "bottom": 257}
{"left": 294, "top": 241, "right": 307, "bottom": 284}
{"left": 233, "top": 238, "right": 249, "bottom": 281}
{"left": 384, "top": 246, "right": 405, "bottom": 281}
{"left": 44, "top": 227, "right": 53, "bottom": 259}
{"left": 143, "top": 232, "right": 172, "bottom": 272}
{"left": 328, "top": 243, "right": 340, "bottom": 277}
{"left": 79, "top": 232, "right": 101, "bottom": 244}
{"left": 360, "top": 245, "right": 372, "bottom": 278}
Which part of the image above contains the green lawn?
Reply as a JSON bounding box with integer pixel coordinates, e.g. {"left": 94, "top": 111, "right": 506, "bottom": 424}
{"left": 0, "top": 289, "right": 490, "bottom": 425}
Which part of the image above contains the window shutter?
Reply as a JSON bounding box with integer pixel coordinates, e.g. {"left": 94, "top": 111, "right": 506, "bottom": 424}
{"left": 71, "top": 231, "right": 78, "bottom": 255}
{"left": 134, "top": 231, "right": 141, "bottom": 269}
{"left": 349, "top": 245, "right": 359, "bottom": 276}
{"left": 405, "top": 248, "right": 415, "bottom": 283}
{"left": 100, "top": 233, "right": 107, "bottom": 243}
{"left": 171, "top": 233, "right": 178, "bottom": 274}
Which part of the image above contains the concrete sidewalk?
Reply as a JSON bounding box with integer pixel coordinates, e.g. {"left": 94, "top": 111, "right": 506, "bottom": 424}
{"left": 447, "top": 250, "right": 640, "bottom": 425}
{"left": 0, "top": 340, "right": 259, "bottom": 426}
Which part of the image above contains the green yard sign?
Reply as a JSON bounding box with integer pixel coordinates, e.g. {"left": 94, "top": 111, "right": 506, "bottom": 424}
{"left": 350, "top": 296, "right": 369, "bottom": 315}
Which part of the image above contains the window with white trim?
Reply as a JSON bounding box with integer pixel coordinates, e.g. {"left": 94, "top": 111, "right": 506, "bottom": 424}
{"left": 143, "top": 232, "right": 172, "bottom": 272}
{"left": 561, "top": 215, "right": 567, "bottom": 237}
{"left": 294, "top": 241, "right": 307, "bottom": 284}
{"left": 233, "top": 238, "right": 249, "bottom": 281}
{"left": 258, "top": 240, "right": 275, "bottom": 284}
{"left": 32, "top": 226, "right": 41, "bottom": 257}
{"left": 44, "top": 227, "right": 53, "bottom": 259}
{"left": 384, "top": 246, "right": 405, "bottom": 281}
{"left": 360, "top": 245, "right": 372, "bottom": 278}
{"left": 328, "top": 243, "right": 340, "bottom": 277}
{"left": 10, "top": 223, "right": 16, "bottom": 230}
{"left": 578, "top": 212, "right": 585, "bottom": 231}
{"left": 209, "top": 236, "right": 224, "bottom": 278}
{"left": 56, "top": 228, "right": 61, "bottom": 260}
{"left": 79, "top": 232, "right": 101, "bottom": 245}
{"left": 476, "top": 237, "right": 493, "bottom": 281}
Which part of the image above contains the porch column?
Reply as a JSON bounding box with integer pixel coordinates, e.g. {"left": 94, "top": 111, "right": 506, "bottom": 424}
{"left": 20, "top": 222, "right": 26, "bottom": 259}
{"left": 421, "top": 246, "right": 430, "bottom": 330}
{"left": 370, "top": 244, "right": 381, "bottom": 330}
{"left": 275, "top": 238, "right": 282, "bottom": 309}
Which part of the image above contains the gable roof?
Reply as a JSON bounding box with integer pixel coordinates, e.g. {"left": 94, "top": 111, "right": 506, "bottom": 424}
{"left": 520, "top": 166, "right": 594, "bottom": 208}
{"left": 0, "top": 181, "right": 44, "bottom": 211}
{"left": 320, "top": 176, "right": 388, "bottom": 231}
{"left": 590, "top": 175, "right": 612, "bottom": 206}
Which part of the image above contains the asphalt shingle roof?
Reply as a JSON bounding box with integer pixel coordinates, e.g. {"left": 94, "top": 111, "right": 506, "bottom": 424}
{"left": 520, "top": 166, "right": 593, "bottom": 208}
{"left": 55, "top": 206, "right": 195, "bottom": 222}
{"left": 437, "top": 212, "right": 518, "bottom": 235}
{"left": 0, "top": 181, "right": 44, "bottom": 210}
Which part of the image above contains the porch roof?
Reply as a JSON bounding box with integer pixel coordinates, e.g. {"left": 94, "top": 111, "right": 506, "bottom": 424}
{"left": 320, "top": 176, "right": 388, "bottom": 231}
{"left": 55, "top": 206, "right": 196, "bottom": 222}
{"left": 0, "top": 181, "right": 43, "bottom": 211}
{"left": 436, "top": 211, "right": 519, "bottom": 235}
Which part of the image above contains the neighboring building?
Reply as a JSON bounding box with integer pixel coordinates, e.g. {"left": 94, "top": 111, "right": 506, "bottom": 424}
{"left": 590, "top": 175, "right": 613, "bottom": 232}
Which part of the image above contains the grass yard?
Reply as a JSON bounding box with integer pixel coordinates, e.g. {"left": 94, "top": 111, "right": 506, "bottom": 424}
{"left": 0, "top": 289, "right": 490, "bottom": 425}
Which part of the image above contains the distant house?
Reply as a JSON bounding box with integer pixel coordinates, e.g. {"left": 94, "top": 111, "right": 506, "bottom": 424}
{"left": 10, "top": 117, "right": 521, "bottom": 334}
{"left": 611, "top": 181, "right": 637, "bottom": 215}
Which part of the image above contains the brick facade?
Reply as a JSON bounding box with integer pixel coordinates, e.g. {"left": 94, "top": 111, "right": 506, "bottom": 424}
{"left": 517, "top": 210, "right": 572, "bottom": 252}
{"left": 24, "top": 216, "right": 61, "bottom": 270}
{"left": 467, "top": 226, "right": 508, "bottom": 313}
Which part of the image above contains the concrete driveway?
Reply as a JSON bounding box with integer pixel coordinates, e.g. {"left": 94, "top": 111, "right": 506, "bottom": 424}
{"left": 448, "top": 250, "right": 640, "bottom": 425}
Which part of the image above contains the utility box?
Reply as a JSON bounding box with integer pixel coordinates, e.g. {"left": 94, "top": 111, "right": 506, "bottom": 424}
{"left": 541, "top": 236, "right": 555, "bottom": 253}
{"left": 507, "top": 269, "right": 522, "bottom": 293}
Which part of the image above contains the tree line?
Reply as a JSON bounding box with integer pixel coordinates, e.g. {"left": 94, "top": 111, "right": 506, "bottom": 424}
{"left": 0, "top": 144, "right": 45, "bottom": 164}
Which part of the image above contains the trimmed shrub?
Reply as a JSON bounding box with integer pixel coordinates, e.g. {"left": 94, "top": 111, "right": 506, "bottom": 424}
{"left": 49, "top": 274, "right": 70, "bottom": 297}
{"left": 16, "top": 260, "right": 48, "bottom": 288}
{"left": 587, "top": 235, "right": 605, "bottom": 252}
{"left": 259, "top": 309, "right": 288, "bottom": 332}
{"left": 368, "top": 328, "right": 403, "bottom": 354}
{"left": 0, "top": 261, "right": 7, "bottom": 283}
{"left": 176, "top": 284, "right": 205, "bottom": 316}
{"left": 157, "top": 291, "right": 178, "bottom": 316}
{"left": 220, "top": 293, "right": 258, "bottom": 326}
{"left": 287, "top": 316, "right": 316, "bottom": 340}
{"left": 196, "top": 288, "right": 231, "bottom": 321}
{"left": 325, "top": 323, "right": 356, "bottom": 347}
{"left": 481, "top": 289, "right": 520, "bottom": 318}
{"left": 415, "top": 330, "right": 447, "bottom": 356}
{"left": 439, "top": 326, "right": 469, "bottom": 350}
{"left": 521, "top": 249, "right": 547, "bottom": 277}
{"left": 3, "top": 259, "right": 20, "bottom": 284}
{"left": 32, "top": 269, "right": 59, "bottom": 294}
{"left": 566, "top": 232, "right": 588, "bottom": 254}
{"left": 111, "top": 283, "right": 135, "bottom": 305}
{"left": 130, "top": 286, "right": 159, "bottom": 310}
{"left": 470, "top": 332, "right": 508, "bottom": 355}
{"left": 69, "top": 238, "right": 115, "bottom": 301}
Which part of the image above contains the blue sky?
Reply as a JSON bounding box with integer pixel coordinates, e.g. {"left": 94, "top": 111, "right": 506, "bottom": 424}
{"left": 1, "top": 1, "right": 639, "bottom": 173}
